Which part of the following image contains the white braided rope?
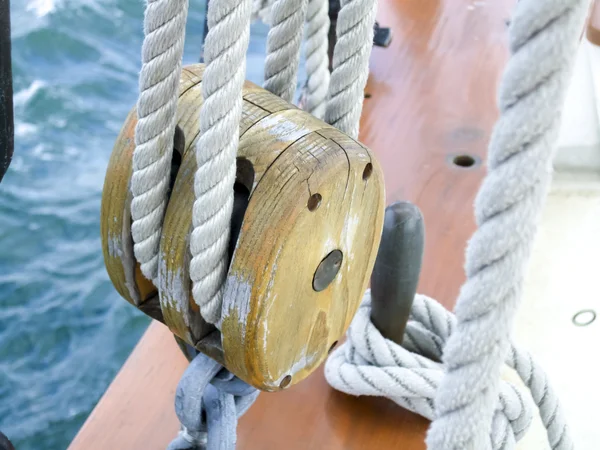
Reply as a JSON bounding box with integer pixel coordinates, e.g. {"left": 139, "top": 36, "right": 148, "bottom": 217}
{"left": 427, "top": 1, "right": 588, "bottom": 448}
{"left": 190, "top": 0, "right": 253, "bottom": 325}
{"left": 302, "top": 0, "right": 330, "bottom": 119}
{"left": 324, "top": 0, "right": 376, "bottom": 139}
{"left": 325, "top": 293, "right": 569, "bottom": 449}
{"left": 263, "top": 0, "right": 309, "bottom": 103}
{"left": 131, "top": 0, "right": 189, "bottom": 282}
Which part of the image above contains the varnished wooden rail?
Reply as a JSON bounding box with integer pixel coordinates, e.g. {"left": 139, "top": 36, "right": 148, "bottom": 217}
{"left": 69, "top": 0, "right": 516, "bottom": 448}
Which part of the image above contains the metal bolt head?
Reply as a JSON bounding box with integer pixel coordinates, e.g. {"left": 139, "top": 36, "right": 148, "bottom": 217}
{"left": 313, "top": 250, "right": 343, "bottom": 292}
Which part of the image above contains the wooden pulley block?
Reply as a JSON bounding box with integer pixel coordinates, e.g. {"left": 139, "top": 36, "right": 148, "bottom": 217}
{"left": 102, "top": 64, "right": 386, "bottom": 392}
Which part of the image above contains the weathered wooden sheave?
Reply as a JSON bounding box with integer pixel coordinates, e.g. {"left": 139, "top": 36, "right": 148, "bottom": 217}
{"left": 101, "top": 64, "right": 385, "bottom": 391}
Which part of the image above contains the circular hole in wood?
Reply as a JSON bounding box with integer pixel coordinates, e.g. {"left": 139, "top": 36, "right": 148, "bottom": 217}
{"left": 572, "top": 309, "right": 596, "bottom": 327}
{"left": 328, "top": 341, "right": 339, "bottom": 354}
{"left": 307, "top": 193, "right": 322, "bottom": 211}
{"left": 363, "top": 163, "right": 373, "bottom": 181}
{"left": 280, "top": 375, "right": 292, "bottom": 389}
{"left": 452, "top": 154, "right": 477, "bottom": 168}
{"left": 313, "top": 250, "right": 343, "bottom": 292}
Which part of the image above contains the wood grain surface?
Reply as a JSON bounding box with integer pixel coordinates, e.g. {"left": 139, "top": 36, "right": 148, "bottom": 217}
{"left": 156, "top": 64, "right": 385, "bottom": 390}
{"left": 71, "top": 0, "right": 517, "bottom": 448}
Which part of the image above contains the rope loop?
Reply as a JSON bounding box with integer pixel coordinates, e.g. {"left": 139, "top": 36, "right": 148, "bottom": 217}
{"left": 168, "top": 353, "right": 259, "bottom": 450}
{"left": 131, "top": 0, "right": 189, "bottom": 283}
{"left": 325, "top": 293, "right": 570, "bottom": 450}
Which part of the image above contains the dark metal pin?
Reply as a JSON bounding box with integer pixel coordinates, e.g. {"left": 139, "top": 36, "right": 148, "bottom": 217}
{"left": 199, "top": 0, "right": 210, "bottom": 63}
{"left": 0, "top": 0, "right": 14, "bottom": 184}
{"left": 370, "top": 201, "right": 425, "bottom": 345}
{"left": 313, "top": 250, "right": 344, "bottom": 292}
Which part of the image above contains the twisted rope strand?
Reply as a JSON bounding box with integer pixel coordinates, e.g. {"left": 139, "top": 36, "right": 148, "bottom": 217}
{"left": 263, "top": 0, "right": 309, "bottom": 102}
{"left": 303, "top": 0, "right": 330, "bottom": 118}
{"left": 190, "top": 0, "right": 253, "bottom": 325}
{"left": 251, "top": 0, "right": 273, "bottom": 23}
{"left": 508, "top": 347, "right": 571, "bottom": 450}
{"left": 324, "top": 0, "right": 377, "bottom": 139}
{"left": 426, "top": 1, "right": 588, "bottom": 449}
{"left": 131, "top": 0, "right": 189, "bottom": 282}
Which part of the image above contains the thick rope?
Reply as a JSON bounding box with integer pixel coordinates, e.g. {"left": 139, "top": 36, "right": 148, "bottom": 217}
{"left": 324, "top": 0, "right": 376, "bottom": 139}
{"left": 427, "top": 1, "right": 588, "bottom": 448}
{"left": 190, "top": 0, "right": 253, "bottom": 325}
{"left": 326, "top": 293, "right": 570, "bottom": 449}
{"left": 506, "top": 347, "right": 571, "bottom": 449}
{"left": 131, "top": 0, "right": 189, "bottom": 282}
{"left": 263, "top": 0, "right": 309, "bottom": 103}
{"left": 303, "top": 0, "right": 331, "bottom": 119}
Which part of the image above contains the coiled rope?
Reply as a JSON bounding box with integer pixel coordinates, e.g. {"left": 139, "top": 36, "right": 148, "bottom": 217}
{"left": 326, "top": 1, "right": 589, "bottom": 449}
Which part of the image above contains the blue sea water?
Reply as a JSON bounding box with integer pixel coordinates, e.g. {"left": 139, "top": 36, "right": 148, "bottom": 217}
{"left": 0, "top": 2, "right": 295, "bottom": 449}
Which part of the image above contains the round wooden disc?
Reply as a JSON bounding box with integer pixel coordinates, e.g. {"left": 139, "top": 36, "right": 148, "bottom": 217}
{"left": 103, "top": 63, "right": 385, "bottom": 391}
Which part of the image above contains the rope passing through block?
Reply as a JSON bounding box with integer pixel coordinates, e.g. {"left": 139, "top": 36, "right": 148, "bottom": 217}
{"left": 102, "top": 64, "right": 386, "bottom": 391}
{"left": 101, "top": 58, "right": 385, "bottom": 449}
{"left": 425, "top": 1, "right": 589, "bottom": 448}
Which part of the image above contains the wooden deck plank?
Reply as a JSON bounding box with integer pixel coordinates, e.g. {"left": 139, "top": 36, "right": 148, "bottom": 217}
{"left": 69, "top": 0, "right": 516, "bottom": 448}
